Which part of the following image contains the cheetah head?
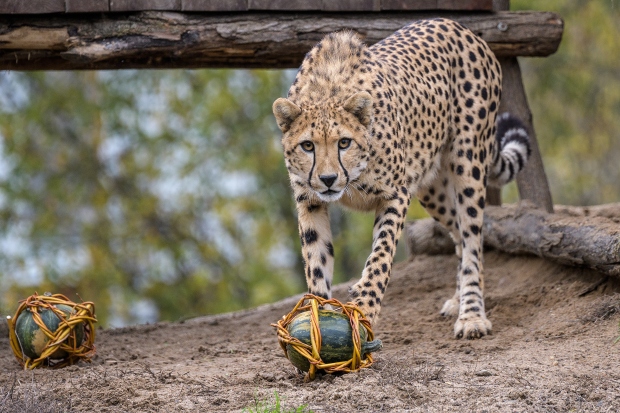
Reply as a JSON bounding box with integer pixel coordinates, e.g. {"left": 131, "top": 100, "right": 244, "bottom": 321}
{"left": 273, "top": 91, "right": 373, "bottom": 203}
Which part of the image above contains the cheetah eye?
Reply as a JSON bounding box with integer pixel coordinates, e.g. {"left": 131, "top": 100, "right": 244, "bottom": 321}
{"left": 300, "top": 141, "right": 314, "bottom": 152}
{"left": 338, "top": 138, "right": 352, "bottom": 149}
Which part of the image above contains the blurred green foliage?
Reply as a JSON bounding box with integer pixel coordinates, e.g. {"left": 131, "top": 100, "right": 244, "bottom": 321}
{"left": 0, "top": 0, "right": 618, "bottom": 326}
{"left": 0, "top": 70, "right": 294, "bottom": 325}
{"left": 511, "top": 0, "right": 620, "bottom": 204}
{"left": 0, "top": 70, "right": 385, "bottom": 326}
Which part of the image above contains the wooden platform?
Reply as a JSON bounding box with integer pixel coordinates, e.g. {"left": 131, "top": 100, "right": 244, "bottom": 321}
{"left": 1, "top": 0, "right": 494, "bottom": 14}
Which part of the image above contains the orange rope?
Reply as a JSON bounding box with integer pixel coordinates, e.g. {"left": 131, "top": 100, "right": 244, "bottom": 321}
{"left": 7, "top": 292, "right": 97, "bottom": 369}
{"left": 272, "top": 294, "right": 377, "bottom": 381}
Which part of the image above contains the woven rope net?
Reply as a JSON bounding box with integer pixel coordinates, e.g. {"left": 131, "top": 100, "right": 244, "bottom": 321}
{"left": 8, "top": 292, "right": 97, "bottom": 369}
{"left": 272, "top": 294, "right": 377, "bottom": 381}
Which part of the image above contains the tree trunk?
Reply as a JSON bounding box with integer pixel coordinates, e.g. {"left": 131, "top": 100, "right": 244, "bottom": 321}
{"left": 406, "top": 203, "right": 620, "bottom": 277}
{"left": 553, "top": 203, "right": 620, "bottom": 221}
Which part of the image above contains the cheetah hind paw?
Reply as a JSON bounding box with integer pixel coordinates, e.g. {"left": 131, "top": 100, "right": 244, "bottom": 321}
{"left": 454, "top": 316, "right": 492, "bottom": 339}
{"left": 439, "top": 297, "right": 459, "bottom": 317}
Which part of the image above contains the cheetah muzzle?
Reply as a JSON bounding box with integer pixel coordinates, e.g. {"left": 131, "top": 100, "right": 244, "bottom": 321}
{"left": 273, "top": 19, "right": 530, "bottom": 340}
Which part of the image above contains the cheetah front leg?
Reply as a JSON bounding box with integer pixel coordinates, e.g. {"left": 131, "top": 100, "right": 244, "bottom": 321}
{"left": 349, "top": 188, "right": 410, "bottom": 324}
{"left": 296, "top": 199, "right": 335, "bottom": 299}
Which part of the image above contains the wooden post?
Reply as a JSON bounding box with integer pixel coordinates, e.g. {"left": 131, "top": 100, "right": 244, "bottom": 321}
{"left": 487, "top": 0, "right": 554, "bottom": 213}
{"left": 498, "top": 57, "right": 554, "bottom": 213}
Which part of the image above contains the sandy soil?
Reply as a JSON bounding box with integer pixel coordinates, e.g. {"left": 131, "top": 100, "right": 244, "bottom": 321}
{"left": 1, "top": 250, "right": 620, "bottom": 412}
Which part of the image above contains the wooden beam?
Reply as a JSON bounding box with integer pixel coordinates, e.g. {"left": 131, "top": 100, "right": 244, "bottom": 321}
{"left": 0, "top": 11, "right": 563, "bottom": 70}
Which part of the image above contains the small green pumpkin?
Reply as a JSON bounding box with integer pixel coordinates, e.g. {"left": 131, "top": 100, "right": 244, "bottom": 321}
{"left": 285, "top": 309, "right": 382, "bottom": 372}
{"left": 15, "top": 304, "right": 85, "bottom": 360}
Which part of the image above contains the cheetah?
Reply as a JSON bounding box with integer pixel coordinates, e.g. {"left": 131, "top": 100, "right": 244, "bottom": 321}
{"left": 273, "top": 19, "right": 530, "bottom": 339}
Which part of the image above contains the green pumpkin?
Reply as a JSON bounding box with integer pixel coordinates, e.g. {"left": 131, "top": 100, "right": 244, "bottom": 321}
{"left": 15, "top": 304, "right": 85, "bottom": 360}
{"left": 285, "top": 310, "right": 382, "bottom": 372}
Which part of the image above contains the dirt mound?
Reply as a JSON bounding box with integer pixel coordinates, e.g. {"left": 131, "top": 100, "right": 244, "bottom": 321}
{"left": 1, "top": 251, "right": 619, "bottom": 412}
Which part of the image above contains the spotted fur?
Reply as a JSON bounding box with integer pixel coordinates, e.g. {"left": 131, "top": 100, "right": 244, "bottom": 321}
{"left": 273, "top": 19, "right": 530, "bottom": 339}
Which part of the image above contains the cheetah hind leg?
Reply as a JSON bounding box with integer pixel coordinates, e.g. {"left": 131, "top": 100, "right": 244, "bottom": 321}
{"left": 439, "top": 240, "right": 463, "bottom": 317}
{"left": 439, "top": 263, "right": 461, "bottom": 317}
{"left": 415, "top": 182, "right": 462, "bottom": 318}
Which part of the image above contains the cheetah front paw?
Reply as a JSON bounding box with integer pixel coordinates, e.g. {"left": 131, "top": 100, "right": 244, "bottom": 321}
{"left": 454, "top": 316, "right": 492, "bottom": 339}
{"left": 440, "top": 297, "right": 459, "bottom": 317}
{"left": 348, "top": 283, "right": 378, "bottom": 325}
{"left": 348, "top": 281, "right": 364, "bottom": 299}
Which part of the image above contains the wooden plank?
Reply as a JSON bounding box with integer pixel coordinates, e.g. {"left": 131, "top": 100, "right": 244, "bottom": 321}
{"left": 381, "top": 0, "right": 437, "bottom": 10}
{"left": 66, "top": 0, "right": 110, "bottom": 13}
{"left": 0, "top": 11, "right": 564, "bottom": 70}
{"left": 182, "top": 0, "right": 247, "bottom": 11}
{"left": 0, "top": 0, "right": 65, "bottom": 14}
{"left": 382, "top": 0, "right": 494, "bottom": 11}
{"left": 110, "top": 0, "right": 182, "bottom": 12}
{"left": 323, "top": 0, "right": 380, "bottom": 11}
{"left": 498, "top": 57, "right": 554, "bottom": 212}
{"left": 437, "top": 0, "right": 493, "bottom": 11}
{"left": 248, "top": 0, "right": 321, "bottom": 10}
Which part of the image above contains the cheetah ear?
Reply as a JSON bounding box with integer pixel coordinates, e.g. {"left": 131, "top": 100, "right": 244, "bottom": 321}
{"left": 343, "top": 91, "right": 373, "bottom": 127}
{"left": 273, "top": 98, "right": 302, "bottom": 133}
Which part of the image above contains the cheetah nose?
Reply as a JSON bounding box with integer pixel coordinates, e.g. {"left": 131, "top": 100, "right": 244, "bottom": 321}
{"left": 319, "top": 174, "right": 338, "bottom": 188}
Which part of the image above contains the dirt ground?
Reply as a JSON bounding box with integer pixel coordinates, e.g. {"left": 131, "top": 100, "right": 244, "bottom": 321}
{"left": 1, "top": 249, "right": 620, "bottom": 412}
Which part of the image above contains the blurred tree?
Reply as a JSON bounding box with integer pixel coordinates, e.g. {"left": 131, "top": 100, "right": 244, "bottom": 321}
{"left": 1, "top": 0, "right": 617, "bottom": 325}
{"left": 0, "top": 70, "right": 390, "bottom": 326}
{"left": 0, "top": 70, "right": 309, "bottom": 326}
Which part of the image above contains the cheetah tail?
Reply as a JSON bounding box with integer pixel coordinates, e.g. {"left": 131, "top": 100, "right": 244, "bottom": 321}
{"left": 488, "top": 112, "right": 531, "bottom": 188}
